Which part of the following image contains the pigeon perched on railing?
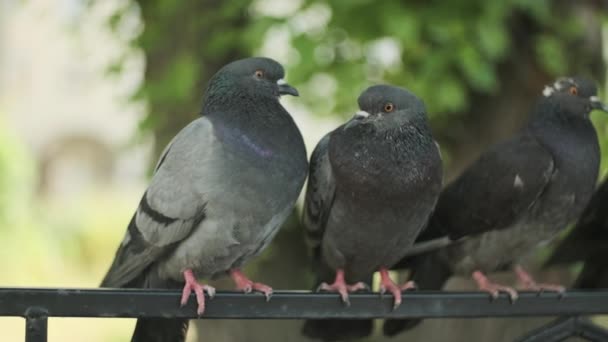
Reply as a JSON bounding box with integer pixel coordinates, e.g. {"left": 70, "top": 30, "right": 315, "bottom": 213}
{"left": 545, "top": 177, "right": 608, "bottom": 288}
{"left": 100, "top": 57, "right": 307, "bottom": 342}
{"left": 301, "top": 85, "right": 443, "bottom": 341}
{"left": 385, "top": 76, "right": 608, "bottom": 337}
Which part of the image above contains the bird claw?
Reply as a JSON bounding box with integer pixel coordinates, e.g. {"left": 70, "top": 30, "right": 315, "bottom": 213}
{"left": 318, "top": 281, "right": 352, "bottom": 306}
{"left": 343, "top": 293, "right": 351, "bottom": 307}
{"left": 250, "top": 283, "right": 273, "bottom": 302}
{"left": 317, "top": 282, "right": 331, "bottom": 292}
{"left": 230, "top": 269, "right": 273, "bottom": 301}
{"left": 241, "top": 284, "right": 252, "bottom": 294}
{"left": 488, "top": 286, "right": 519, "bottom": 303}
{"left": 382, "top": 284, "right": 402, "bottom": 310}
{"left": 401, "top": 280, "right": 417, "bottom": 291}
{"left": 317, "top": 270, "right": 367, "bottom": 306}
{"left": 180, "top": 269, "right": 215, "bottom": 316}
{"left": 206, "top": 286, "right": 216, "bottom": 299}
{"left": 472, "top": 270, "right": 518, "bottom": 303}
{"left": 379, "top": 269, "right": 413, "bottom": 310}
{"left": 347, "top": 282, "right": 370, "bottom": 292}
{"left": 514, "top": 265, "right": 565, "bottom": 299}
{"left": 523, "top": 282, "right": 565, "bottom": 297}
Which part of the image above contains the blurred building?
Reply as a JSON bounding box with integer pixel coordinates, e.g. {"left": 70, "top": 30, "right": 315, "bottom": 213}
{"left": 0, "top": 0, "right": 149, "bottom": 199}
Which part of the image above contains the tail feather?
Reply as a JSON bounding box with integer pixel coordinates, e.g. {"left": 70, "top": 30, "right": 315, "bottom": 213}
{"left": 132, "top": 318, "right": 189, "bottom": 342}
{"left": 101, "top": 250, "right": 188, "bottom": 342}
{"left": 543, "top": 227, "right": 604, "bottom": 267}
{"left": 545, "top": 178, "right": 608, "bottom": 267}
{"left": 302, "top": 317, "right": 373, "bottom": 342}
{"left": 573, "top": 254, "right": 608, "bottom": 289}
{"left": 301, "top": 274, "right": 375, "bottom": 342}
{"left": 383, "top": 253, "right": 451, "bottom": 337}
{"left": 302, "top": 255, "right": 374, "bottom": 341}
{"left": 131, "top": 273, "right": 189, "bottom": 342}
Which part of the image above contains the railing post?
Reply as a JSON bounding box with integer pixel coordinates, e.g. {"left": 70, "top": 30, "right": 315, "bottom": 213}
{"left": 25, "top": 307, "right": 48, "bottom": 342}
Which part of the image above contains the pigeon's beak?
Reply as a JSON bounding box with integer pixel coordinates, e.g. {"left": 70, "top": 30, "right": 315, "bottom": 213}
{"left": 277, "top": 79, "right": 299, "bottom": 97}
{"left": 590, "top": 96, "right": 608, "bottom": 112}
{"left": 343, "top": 111, "right": 370, "bottom": 130}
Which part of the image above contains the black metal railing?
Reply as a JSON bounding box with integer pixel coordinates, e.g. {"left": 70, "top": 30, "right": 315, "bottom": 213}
{"left": 1, "top": 288, "right": 608, "bottom": 342}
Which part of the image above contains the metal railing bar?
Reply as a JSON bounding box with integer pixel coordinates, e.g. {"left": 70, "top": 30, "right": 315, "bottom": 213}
{"left": 1, "top": 288, "right": 608, "bottom": 320}
{"left": 24, "top": 307, "right": 48, "bottom": 342}
{"left": 516, "top": 316, "right": 608, "bottom": 342}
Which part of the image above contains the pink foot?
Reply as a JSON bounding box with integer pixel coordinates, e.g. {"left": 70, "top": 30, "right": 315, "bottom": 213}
{"left": 515, "top": 265, "right": 565, "bottom": 295}
{"left": 379, "top": 268, "right": 416, "bottom": 310}
{"left": 230, "top": 269, "right": 273, "bottom": 301}
{"left": 317, "top": 269, "right": 369, "bottom": 306}
{"left": 472, "top": 270, "right": 518, "bottom": 302}
{"left": 180, "top": 269, "right": 216, "bottom": 316}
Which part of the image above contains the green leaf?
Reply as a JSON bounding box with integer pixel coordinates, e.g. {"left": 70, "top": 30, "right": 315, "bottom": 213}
{"left": 535, "top": 35, "right": 568, "bottom": 75}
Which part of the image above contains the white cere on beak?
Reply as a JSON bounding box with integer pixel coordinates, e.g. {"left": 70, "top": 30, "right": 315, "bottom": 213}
{"left": 543, "top": 86, "right": 555, "bottom": 97}
{"left": 590, "top": 96, "right": 600, "bottom": 102}
{"left": 277, "top": 79, "right": 286, "bottom": 85}
{"left": 354, "top": 110, "right": 370, "bottom": 119}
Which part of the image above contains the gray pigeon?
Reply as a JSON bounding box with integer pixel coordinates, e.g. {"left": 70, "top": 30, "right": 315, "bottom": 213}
{"left": 384, "top": 76, "right": 608, "bottom": 337}
{"left": 100, "top": 57, "right": 307, "bottom": 342}
{"left": 302, "top": 85, "right": 443, "bottom": 341}
{"left": 545, "top": 177, "right": 608, "bottom": 288}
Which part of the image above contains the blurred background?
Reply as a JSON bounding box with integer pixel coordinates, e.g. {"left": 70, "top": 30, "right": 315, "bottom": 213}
{"left": 0, "top": 0, "right": 606, "bottom": 341}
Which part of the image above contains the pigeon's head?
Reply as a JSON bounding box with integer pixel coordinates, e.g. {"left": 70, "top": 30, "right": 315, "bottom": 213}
{"left": 344, "top": 85, "right": 426, "bottom": 130}
{"left": 542, "top": 76, "right": 608, "bottom": 117}
{"left": 209, "top": 57, "right": 298, "bottom": 101}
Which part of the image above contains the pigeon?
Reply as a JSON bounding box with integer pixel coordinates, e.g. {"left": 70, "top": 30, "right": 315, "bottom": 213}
{"left": 100, "top": 57, "right": 307, "bottom": 342}
{"left": 384, "top": 76, "right": 608, "bottom": 337}
{"left": 301, "top": 85, "right": 443, "bottom": 341}
{"left": 545, "top": 177, "right": 608, "bottom": 288}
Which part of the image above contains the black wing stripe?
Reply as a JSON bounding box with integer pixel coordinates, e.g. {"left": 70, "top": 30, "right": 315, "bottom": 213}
{"left": 139, "top": 192, "right": 178, "bottom": 226}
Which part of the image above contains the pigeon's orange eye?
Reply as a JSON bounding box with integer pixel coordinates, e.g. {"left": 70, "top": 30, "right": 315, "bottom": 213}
{"left": 255, "top": 70, "right": 264, "bottom": 78}
{"left": 384, "top": 103, "right": 395, "bottom": 112}
{"left": 569, "top": 86, "right": 578, "bottom": 95}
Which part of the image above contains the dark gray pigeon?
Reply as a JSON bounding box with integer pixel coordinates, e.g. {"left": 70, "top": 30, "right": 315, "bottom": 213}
{"left": 301, "top": 85, "right": 443, "bottom": 341}
{"left": 545, "top": 177, "right": 608, "bottom": 288}
{"left": 100, "top": 57, "right": 307, "bottom": 342}
{"left": 384, "top": 76, "right": 608, "bottom": 337}
{"left": 534, "top": 177, "right": 608, "bottom": 336}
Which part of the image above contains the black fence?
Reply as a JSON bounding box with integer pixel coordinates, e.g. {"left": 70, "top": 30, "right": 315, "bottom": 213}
{"left": 2, "top": 287, "right": 608, "bottom": 342}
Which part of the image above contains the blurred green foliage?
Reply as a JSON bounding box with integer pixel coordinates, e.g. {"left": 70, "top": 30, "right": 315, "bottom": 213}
{"left": 115, "top": 1, "right": 588, "bottom": 116}
{"left": 106, "top": 0, "right": 605, "bottom": 171}
{"left": 0, "top": 118, "right": 146, "bottom": 339}
{"left": 0, "top": 118, "right": 135, "bottom": 284}
{"left": 593, "top": 111, "right": 608, "bottom": 178}
{"left": 107, "top": 0, "right": 255, "bottom": 153}
{"left": 0, "top": 118, "right": 35, "bottom": 229}
{"left": 275, "top": 0, "right": 591, "bottom": 117}
{"left": 104, "top": 0, "right": 608, "bottom": 283}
